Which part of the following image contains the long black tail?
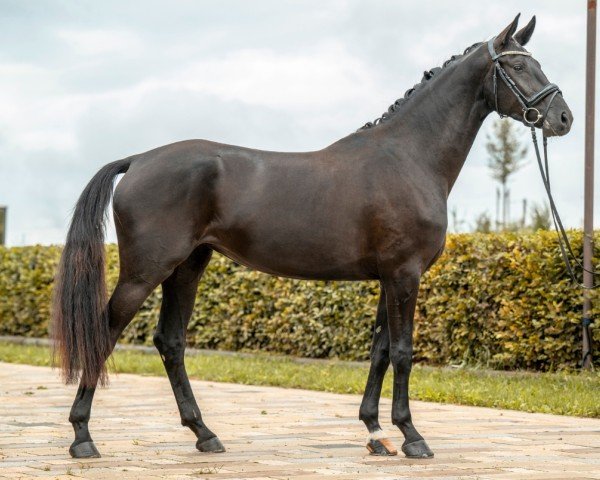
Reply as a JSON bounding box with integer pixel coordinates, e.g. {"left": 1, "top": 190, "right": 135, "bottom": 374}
{"left": 52, "top": 158, "right": 131, "bottom": 386}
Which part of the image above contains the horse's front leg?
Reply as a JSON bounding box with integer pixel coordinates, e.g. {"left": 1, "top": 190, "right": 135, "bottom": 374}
{"left": 359, "top": 285, "right": 398, "bottom": 456}
{"left": 383, "top": 272, "right": 433, "bottom": 458}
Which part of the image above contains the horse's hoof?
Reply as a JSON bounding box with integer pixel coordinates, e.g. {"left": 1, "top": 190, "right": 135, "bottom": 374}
{"left": 402, "top": 439, "right": 434, "bottom": 458}
{"left": 69, "top": 441, "right": 101, "bottom": 458}
{"left": 366, "top": 438, "right": 398, "bottom": 456}
{"left": 196, "top": 436, "right": 226, "bottom": 453}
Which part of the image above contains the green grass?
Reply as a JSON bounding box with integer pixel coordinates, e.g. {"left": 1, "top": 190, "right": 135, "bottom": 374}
{"left": 1, "top": 340, "right": 598, "bottom": 418}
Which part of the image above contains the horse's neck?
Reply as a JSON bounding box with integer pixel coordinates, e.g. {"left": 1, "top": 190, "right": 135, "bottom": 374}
{"left": 383, "top": 47, "right": 492, "bottom": 196}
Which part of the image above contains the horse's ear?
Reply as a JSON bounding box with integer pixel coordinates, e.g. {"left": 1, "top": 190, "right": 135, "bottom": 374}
{"left": 514, "top": 15, "right": 536, "bottom": 46}
{"left": 495, "top": 14, "right": 521, "bottom": 49}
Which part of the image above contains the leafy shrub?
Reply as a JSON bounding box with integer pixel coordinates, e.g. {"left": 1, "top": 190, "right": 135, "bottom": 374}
{"left": 0, "top": 232, "right": 597, "bottom": 371}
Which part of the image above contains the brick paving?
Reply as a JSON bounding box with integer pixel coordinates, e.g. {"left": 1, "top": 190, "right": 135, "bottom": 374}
{"left": 0, "top": 362, "right": 599, "bottom": 480}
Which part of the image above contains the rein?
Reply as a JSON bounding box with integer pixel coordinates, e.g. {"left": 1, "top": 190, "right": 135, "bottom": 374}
{"left": 488, "top": 37, "right": 599, "bottom": 289}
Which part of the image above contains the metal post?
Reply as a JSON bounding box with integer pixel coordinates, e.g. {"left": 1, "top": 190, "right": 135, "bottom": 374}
{"left": 0, "top": 206, "right": 6, "bottom": 246}
{"left": 582, "top": 0, "right": 596, "bottom": 369}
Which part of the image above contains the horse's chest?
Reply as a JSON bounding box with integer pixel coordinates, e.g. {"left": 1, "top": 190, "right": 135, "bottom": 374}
{"left": 374, "top": 205, "right": 447, "bottom": 270}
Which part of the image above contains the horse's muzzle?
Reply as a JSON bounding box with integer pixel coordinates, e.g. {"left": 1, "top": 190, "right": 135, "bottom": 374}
{"left": 543, "top": 103, "right": 573, "bottom": 137}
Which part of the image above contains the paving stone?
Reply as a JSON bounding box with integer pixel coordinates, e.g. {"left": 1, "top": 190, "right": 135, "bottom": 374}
{"left": 0, "top": 362, "right": 599, "bottom": 479}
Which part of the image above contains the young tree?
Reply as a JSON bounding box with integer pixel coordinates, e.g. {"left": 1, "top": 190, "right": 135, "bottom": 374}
{"left": 530, "top": 202, "right": 552, "bottom": 230}
{"left": 473, "top": 211, "right": 492, "bottom": 233}
{"left": 450, "top": 206, "right": 466, "bottom": 232}
{"left": 486, "top": 118, "right": 528, "bottom": 230}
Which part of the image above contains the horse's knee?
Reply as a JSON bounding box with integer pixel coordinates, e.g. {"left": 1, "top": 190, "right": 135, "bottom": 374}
{"left": 153, "top": 332, "right": 184, "bottom": 359}
{"left": 370, "top": 348, "right": 390, "bottom": 372}
{"left": 389, "top": 348, "right": 412, "bottom": 372}
{"left": 152, "top": 331, "right": 164, "bottom": 351}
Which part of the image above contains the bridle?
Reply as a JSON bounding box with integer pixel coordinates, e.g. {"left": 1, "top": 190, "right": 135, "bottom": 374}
{"left": 487, "top": 37, "right": 561, "bottom": 126}
{"left": 488, "top": 37, "right": 600, "bottom": 291}
{"left": 488, "top": 36, "right": 596, "bottom": 365}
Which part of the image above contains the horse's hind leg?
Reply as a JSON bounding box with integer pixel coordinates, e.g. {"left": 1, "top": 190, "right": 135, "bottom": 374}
{"left": 359, "top": 285, "right": 398, "bottom": 456}
{"left": 152, "top": 246, "right": 225, "bottom": 453}
{"left": 69, "top": 276, "right": 166, "bottom": 458}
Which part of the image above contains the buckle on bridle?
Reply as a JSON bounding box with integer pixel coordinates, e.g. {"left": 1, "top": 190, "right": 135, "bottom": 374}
{"left": 523, "top": 107, "right": 542, "bottom": 125}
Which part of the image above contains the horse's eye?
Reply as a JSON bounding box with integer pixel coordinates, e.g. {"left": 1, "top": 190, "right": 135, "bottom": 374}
{"left": 514, "top": 64, "right": 523, "bottom": 71}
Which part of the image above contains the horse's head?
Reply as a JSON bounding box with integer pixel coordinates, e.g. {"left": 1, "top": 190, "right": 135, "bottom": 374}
{"left": 484, "top": 14, "right": 573, "bottom": 137}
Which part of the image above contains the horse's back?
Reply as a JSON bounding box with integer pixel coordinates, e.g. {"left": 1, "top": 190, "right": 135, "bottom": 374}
{"left": 110, "top": 139, "right": 381, "bottom": 279}
{"left": 110, "top": 137, "right": 445, "bottom": 280}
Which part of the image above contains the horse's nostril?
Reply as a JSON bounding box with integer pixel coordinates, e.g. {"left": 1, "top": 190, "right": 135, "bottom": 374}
{"left": 561, "top": 111, "right": 569, "bottom": 125}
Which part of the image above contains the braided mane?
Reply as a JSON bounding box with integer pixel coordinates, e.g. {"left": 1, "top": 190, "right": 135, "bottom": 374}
{"left": 359, "top": 42, "right": 483, "bottom": 130}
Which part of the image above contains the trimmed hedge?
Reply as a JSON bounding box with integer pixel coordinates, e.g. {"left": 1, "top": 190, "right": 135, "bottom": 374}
{"left": 0, "top": 232, "right": 597, "bottom": 371}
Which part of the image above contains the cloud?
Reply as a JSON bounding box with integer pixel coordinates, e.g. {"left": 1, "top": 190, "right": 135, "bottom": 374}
{"left": 0, "top": 0, "right": 597, "bottom": 247}
{"left": 56, "top": 28, "right": 144, "bottom": 56}
{"left": 168, "top": 43, "right": 378, "bottom": 111}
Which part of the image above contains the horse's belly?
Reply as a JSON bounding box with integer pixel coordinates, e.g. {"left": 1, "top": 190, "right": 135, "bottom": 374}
{"left": 216, "top": 249, "right": 376, "bottom": 281}
{"left": 204, "top": 226, "right": 377, "bottom": 281}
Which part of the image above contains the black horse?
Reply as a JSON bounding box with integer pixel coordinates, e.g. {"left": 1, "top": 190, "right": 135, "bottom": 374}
{"left": 53, "top": 15, "right": 572, "bottom": 460}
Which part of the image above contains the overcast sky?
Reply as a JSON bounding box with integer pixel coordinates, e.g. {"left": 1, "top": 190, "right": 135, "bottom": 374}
{"left": 0, "top": 0, "right": 595, "bottom": 245}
